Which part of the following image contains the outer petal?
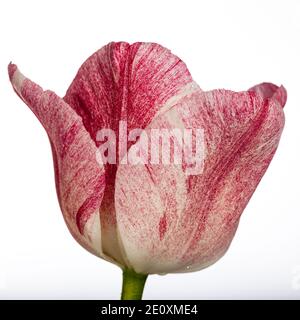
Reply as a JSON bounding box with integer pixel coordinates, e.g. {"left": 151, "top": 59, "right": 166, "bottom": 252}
{"left": 63, "top": 42, "right": 194, "bottom": 264}
{"left": 115, "top": 83, "right": 286, "bottom": 274}
{"left": 8, "top": 64, "right": 109, "bottom": 261}
{"left": 64, "top": 41, "right": 193, "bottom": 139}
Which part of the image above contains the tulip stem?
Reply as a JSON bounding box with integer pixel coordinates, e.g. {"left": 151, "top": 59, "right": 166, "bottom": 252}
{"left": 121, "top": 269, "right": 148, "bottom": 300}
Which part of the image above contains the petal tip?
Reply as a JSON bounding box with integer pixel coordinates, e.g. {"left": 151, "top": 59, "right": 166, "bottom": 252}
{"left": 8, "top": 63, "right": 26, "bottom": 96}
{"left": 8, "top": 62, "right": 17, "bottom": 81}
{"left": 277, "top": 85, "right": 287, "bottom": 108}
{"left": 248, "top": 82, "right": 287, "bottom": 109}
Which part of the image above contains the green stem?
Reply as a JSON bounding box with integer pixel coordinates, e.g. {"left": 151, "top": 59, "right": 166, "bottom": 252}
{"left": 121, "top": 269, "right": 148, "bottom": 300}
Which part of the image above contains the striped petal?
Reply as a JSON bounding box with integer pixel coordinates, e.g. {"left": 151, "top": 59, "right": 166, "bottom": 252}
{"left": 115, "top": 83, "right": 286, "bottom": 274}
{"left": 8, "top": 64, "right": 109, "bottom": 261}
{"left": 63, "top": 42, "right": 194, "bottom": 264}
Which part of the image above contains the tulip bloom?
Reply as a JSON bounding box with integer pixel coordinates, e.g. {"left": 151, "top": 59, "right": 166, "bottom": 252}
{"left": 8, "top": 42, "right": 286, "bottom": 299}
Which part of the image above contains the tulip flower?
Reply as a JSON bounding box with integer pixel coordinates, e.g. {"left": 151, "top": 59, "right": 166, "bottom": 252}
{"left": 8, "top": 42, "right": 286, "bottom": 300}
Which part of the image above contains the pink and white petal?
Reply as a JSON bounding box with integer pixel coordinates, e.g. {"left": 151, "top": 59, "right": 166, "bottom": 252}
{"left": 8, "top": 64, "right": 110, "bottom": 261}
{"left": 115, "top": 86, "right": 201, "bottom": 274}
{"left": 115, "top": 84, "right": 285, "bottom": 274}
{"left": 115, "top": 162, "right": 188, "bottom": 274}
{"left": 63, "top": 42, "right": 194, "bottom": 263}
{"left": 178, "top": 86, "right": 285, "bottom": 271}
{"left": 64, "top": 41, "right": 194, "bottom": 139}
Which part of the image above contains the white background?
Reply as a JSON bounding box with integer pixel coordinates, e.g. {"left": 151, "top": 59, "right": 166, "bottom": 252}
{"left": 0, "top": 0, "right": 299, "bottom": 299}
